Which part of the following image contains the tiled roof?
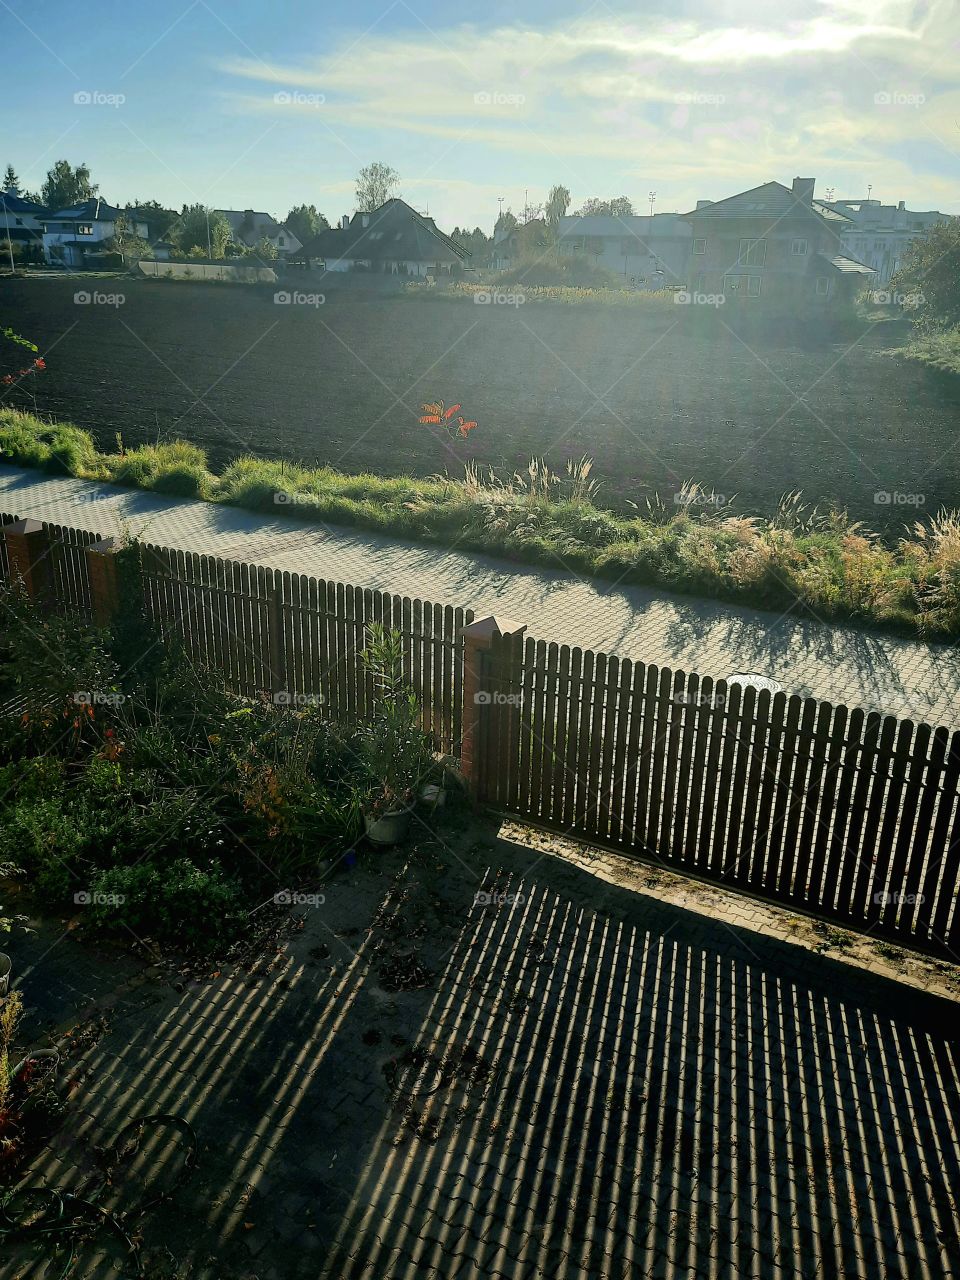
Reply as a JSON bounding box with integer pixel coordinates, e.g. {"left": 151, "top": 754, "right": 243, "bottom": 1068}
{"left": 294, "top": 199, "right": 468, "bottom": 264}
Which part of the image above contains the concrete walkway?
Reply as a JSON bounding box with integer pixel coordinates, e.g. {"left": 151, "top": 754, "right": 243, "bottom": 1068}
{"left": 1, "top": 464, "right": 958, "bottom": 728}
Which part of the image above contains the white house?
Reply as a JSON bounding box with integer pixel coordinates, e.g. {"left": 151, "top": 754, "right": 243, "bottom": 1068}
{"left": 218, "top": 209, "right": 302, "bottom": 257}
{"left": 816, "top": 197, "right": 955, "bottom": 284}
{"left": 556, "top": 213, "right": 692, "bottom": 289}
{"left": 42, "top": 199, "right": 148, "bottom": 267}
{"left": 0, "top": 191, "right": 49, "bottom": 260}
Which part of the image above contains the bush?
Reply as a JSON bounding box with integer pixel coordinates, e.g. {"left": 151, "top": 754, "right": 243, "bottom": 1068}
{"left": 88, "top": 859, "right": 244, "bottom": 949}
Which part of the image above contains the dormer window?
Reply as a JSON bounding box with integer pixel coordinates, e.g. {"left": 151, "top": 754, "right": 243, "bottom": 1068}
{"left": 77, "top": 224, "right": 94, "bottom": 235}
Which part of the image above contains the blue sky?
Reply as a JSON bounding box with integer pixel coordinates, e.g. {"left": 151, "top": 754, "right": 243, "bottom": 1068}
{"left": 3, "top": 0, "right": 958, "bottom": 229}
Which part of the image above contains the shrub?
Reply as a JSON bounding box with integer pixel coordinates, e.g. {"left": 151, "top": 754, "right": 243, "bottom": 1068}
{"left": 88, "top": 859, "right": 244, "bottom": 950}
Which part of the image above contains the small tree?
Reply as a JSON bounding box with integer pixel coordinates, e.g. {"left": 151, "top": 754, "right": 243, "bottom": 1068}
{"left": 285, "top": 203, "right": 328, "bottom": 245}
{"left": 355, "top": 162, "right": 399, "bottom": 213}
{"left": 546, "top": 184, "right": 571, "bottom": 231}
{"left": 2, "top": 165, "right": 20, "bottom": 195}
{"left": 170, "top": 205, "right": 231, "bottom": 259}
{"left": 109, "top": 212, "right": 152, "bottom": 263}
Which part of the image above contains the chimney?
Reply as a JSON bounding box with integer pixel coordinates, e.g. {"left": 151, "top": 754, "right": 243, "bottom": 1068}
{"left": 898, "top": 200, "right": 906, "bottom": 211}
{"left": 695, "top": 199, "right": 713, "bottom": 210}
{"left": 341, "top": 214, "right": 350, "bottom": 230}
{"left": 792, "top": 177, "right": 815, "bottom": 204}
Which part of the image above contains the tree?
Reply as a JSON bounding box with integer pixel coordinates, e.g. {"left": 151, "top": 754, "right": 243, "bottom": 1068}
{"left": 494, "top": 210, "right": 517, "bottom": 239}
{"left": 108, "top": 212, "right": 152, "bottom": 263}
{"left": 890, "top": 221, "right": 960, "bottom": 331}
{"left": 546, "top": 185, "right": 571, "bottom": 230}
{"left": 355, "top": 162, "right": 399, "bottom": 213}
{"left": 128, "top": 199, "right": 179, "bottom": 242}
{"left": 41, "top": 161, "right": 98, "bottom": 211}
{"left": 170, "top": 205, "right": 232, "bottom": 259}
{"left": 577, "top": 196, "right": 634, "bottom": 217}
{"left": 2, "top": 166, "right": 20, "bottom": 195}
{"left": 247, "top": 235, "right": 278, "bottom": 261}
{"left": 285, "top": 204, "right": 328, "bottom": 246}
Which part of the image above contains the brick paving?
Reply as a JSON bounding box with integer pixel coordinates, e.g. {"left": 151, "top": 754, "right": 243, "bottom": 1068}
{"left": 11, "top": 828, "right": 960, "bottom": 1279}
{"left": 1, "top": 465, "right": 958, "bottom": 728}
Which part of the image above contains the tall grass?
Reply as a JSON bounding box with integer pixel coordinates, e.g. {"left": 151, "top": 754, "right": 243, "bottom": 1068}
{"left": 0, "top": 407, "right": 957, "bottom": 638}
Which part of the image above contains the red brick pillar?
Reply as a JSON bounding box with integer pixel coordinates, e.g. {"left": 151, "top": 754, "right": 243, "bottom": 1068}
{"left": 460, "top": 615, "right": 526, "bottom": 801}
{"left": 86, "top": 537, "right": 121, "bottom": 627}
{"left": 3, "top": 518, "right": 54, "bottom": 604}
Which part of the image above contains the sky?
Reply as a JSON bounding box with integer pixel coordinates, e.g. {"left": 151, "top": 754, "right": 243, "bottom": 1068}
{"left": 2, "top": 0, "right": 959, "bottom": 231}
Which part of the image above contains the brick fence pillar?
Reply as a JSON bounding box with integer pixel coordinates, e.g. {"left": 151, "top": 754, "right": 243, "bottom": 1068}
{"left": 460, "top": 614, "right": 526, "bottom": 801}
{"left": 86, "top": 537, "right": 121, "bottom": 627}
{"left": 3, "top": 518, "right": 55, "bottom": 605}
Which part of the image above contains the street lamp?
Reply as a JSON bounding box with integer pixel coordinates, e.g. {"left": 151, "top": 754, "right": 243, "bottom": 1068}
{"left": 1, "top": 195, "right": 14, "bottom": 274}
{"left": 649, "top": 191, "right": 656, "bottom": 217}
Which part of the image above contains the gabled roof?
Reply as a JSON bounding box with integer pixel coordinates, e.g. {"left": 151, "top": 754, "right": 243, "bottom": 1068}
{"left": 0, "top": 192, "right": 48, "bottom": 216}
{"left": 683, "top": 182, "right": 837, "bottom": 223}
{"left": 558, "top": 213, "right": 689, "bottom": 239}
{"left": 294, "top": 199, "right": 469, "bottom": 264}
{"left": 46, "top": 197, "right": 124, "bottom": 222}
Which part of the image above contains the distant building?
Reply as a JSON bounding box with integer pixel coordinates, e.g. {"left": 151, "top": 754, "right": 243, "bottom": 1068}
{"left": 292, "top": 199, "right": 469, "bottom": 277}
{"left": 682, "top": 177, "right": 874, "bottom": 309}
{"left": 815, "top": 197, "right": 955, "bottom": 284}
{"left": 0, "top": 191, "right": 49, "bottom": 260}
{"left": 218, "top": 209, "right": 302, "bottom": 257}
{"left": 491, "top": 217, "right": 549, "bottom": 271}
{"left": 556, "top": 213, "right": 691, "bottom": 289}
{"left": 42, "top": 198, "right": 148, "bottom": 267}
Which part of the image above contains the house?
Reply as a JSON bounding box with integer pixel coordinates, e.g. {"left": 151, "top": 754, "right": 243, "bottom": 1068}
{"left": 682, "top": 177, "right": 874, "bottom": 309}
{"left": 0, "top": 191, "right": 49, "bottom": 262}
{"left": 42, "top": 199, "right": 148, "bottom": 267}
{"left": 556, "top": 213, "right": 691, "bottom": 289}
{"left": 815, "top": 197, "right": 955, "bottom": 285}
{"left": 218, "top": 209, "right": 302, "bottom": 258}
{"left": 292, "top": 199, "right": 469, "bottom": 276}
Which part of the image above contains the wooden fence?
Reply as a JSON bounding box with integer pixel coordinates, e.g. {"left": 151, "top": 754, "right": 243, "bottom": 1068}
{"left": 2, "top": 514, "right": 959, "bottom": 957}
{"left": 477, "top": 631, "right": 960, "bottom": 957}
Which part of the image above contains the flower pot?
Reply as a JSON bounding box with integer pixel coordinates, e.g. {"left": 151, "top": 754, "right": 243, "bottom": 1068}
{"left": 0, "top": 954, "right": 10, "bottom": 997}
{"left": 364, "top": 807, "right": 413, "bottom": 847}
{"left": 420, "top": 784, "right": 446, "bottom": 809}
{"left": 11, "top": 1048, "right": 60, "bottom": 1086}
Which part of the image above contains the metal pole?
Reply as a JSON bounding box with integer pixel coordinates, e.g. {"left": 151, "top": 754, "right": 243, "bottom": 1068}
{"left": 1, "top": 197, "right": 15, "bottom": 273}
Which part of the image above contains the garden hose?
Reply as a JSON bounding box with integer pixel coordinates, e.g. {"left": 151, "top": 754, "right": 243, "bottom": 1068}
{"left": 0, "top": 1112, "right": 198, "bottom": 1278}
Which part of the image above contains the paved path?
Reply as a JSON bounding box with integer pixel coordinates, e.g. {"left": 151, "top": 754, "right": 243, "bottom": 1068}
{"left": 2, "top": 465, "right": 958, "bottom": 727}
{"left": 14, "top": 833, "right": 960, "bottom": 1279}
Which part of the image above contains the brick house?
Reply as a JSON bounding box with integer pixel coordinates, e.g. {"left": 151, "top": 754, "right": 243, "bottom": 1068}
{"left": 682, "top": 177, "right": 874, "bottom": 309}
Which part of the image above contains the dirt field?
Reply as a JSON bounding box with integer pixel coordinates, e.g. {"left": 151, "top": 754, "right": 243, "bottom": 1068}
{"left": 2, "top": 275, "right": 957, "bottom": 524}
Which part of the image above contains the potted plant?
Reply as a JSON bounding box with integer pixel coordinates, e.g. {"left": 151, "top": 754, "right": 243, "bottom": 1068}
{"left": 359, "top": 626, "right": 434, "bottom": 847}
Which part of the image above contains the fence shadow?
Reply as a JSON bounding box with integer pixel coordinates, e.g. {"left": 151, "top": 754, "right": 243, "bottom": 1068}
{"left": 315, "top": 838, "right": 960, "bottom": 1279}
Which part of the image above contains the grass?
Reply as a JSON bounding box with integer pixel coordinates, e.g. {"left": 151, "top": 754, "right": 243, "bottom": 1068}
{"left": 405, "top": 280, "right": 678, "bottom": 307}
{"left": 893, "top": 327, "right": 960, "bottom": 376}
{"left": 2, "top": 407, "right": 960, "bottom": 639}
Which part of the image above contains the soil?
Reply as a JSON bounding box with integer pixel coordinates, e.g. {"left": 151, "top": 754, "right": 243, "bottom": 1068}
{"left": 2, "top": 276, "right": 957, "bottom": 527}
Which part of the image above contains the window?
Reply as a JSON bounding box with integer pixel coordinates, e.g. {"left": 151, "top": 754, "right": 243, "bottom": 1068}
{"left": 367, "top": 231, "right": 384, "bottom": 240}
{"left": 278, "top": 235, "right": 284, "bottom": 246}
{"left": 14, "top": 217, "right": 22, "bottom": 226}
{"left": 738, "top": 238, "right": 766, "bottom": 266}
{"left": 816, "top": 277, "right": 830, "bottom": 295}
{"left": 77, "top": 224, "right": 93, "bottom": 235}
{"left": 724, "top": 274, "right": 762, "bottom": 297}
{"left": 790, "top": 238, "right": 808, "bottom": 255}
{"left": 874, "top": 240, "right": 886, "bottom": 250}
{"left": 693, "top": 238, "right": 706, "bottom": 254}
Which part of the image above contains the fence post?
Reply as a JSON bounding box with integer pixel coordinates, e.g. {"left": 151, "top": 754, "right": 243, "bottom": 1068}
{"left": 460, "top": 614, "right": 526, "bottom": 801}
{"left": 86, "top": 537, "right": 121, "bottom": 627}
{"left": 3, "top": 519, "right": 55, "bottom": 605}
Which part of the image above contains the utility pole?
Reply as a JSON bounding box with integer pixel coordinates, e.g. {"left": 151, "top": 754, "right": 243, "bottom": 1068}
{"left": 1, "top": 196, "right": 15, "bottom": 274}
{"left": 649, "top": 191, "right": 656, "bottom": 218}
{"left": 206, "top": 208, "right": 212, "bottom": 259}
